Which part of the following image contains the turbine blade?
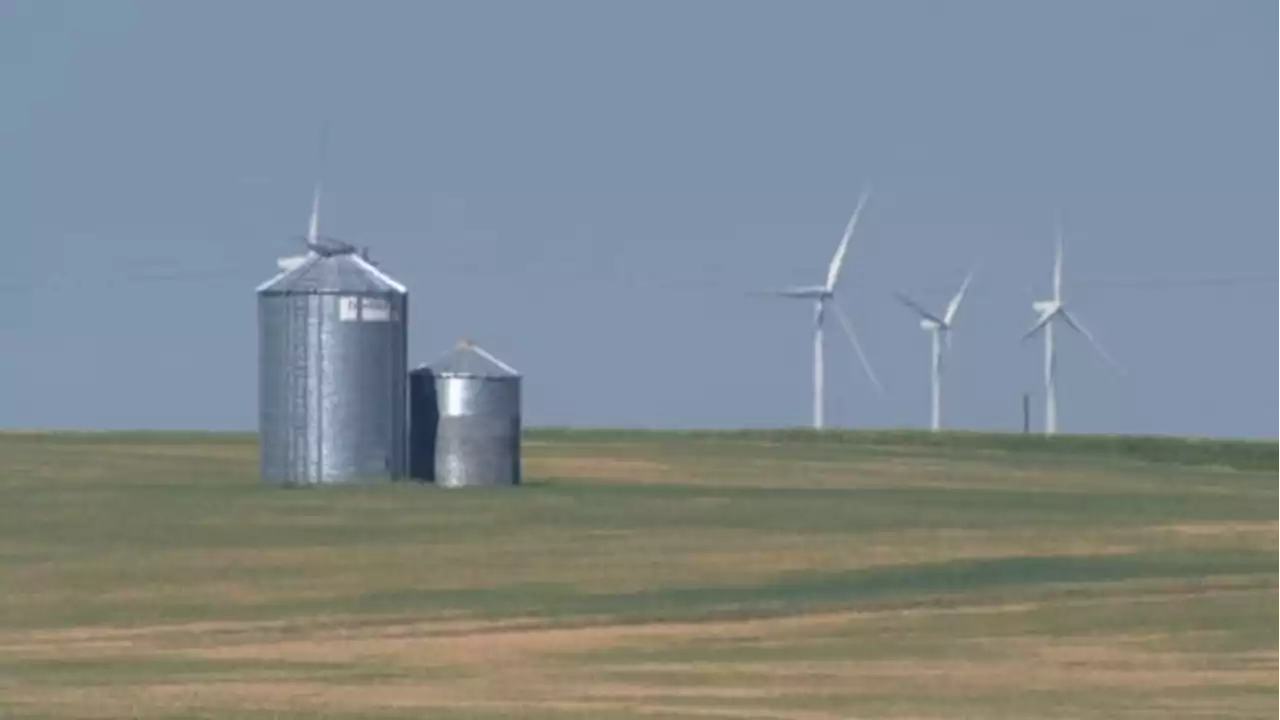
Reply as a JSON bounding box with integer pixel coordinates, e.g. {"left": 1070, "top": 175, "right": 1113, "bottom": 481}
{"left": 824, "top": 185, "right": 872, "bottom": 292}
{"left": 307, "top": 185, "right": 322, "bottom": 247}
{"left": 943, "top": 266, "right": 977, "bottom": 325}
{"left": 307, "top": 121, "right": 331, "bottom": 246}
{"left": 830, "top": 299, "right": 883, "bottom": 394}
{"left": 1059, "top": 309, "right": 1125, "bottom": 374}
{"left": 893, "top": 292, "right": 945, "bottom": 326}
{"left": 1053, "top": 221, "right": 1064, "bottom": 302}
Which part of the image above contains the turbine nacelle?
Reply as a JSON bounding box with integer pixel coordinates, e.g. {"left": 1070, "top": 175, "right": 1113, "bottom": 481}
{"left": 771, "top": 285, "right": 832, "bottom": 299}
{"left": 1032, "top": 300, "right": 1061, "bottom": 314}
{"left": 300, "top": 234, "right": 358, "bottom": 257}
{"left": 919, "top": 318, "right": 943, "bottom": 331}
{"left": 276, "top": 255, "right": 310, "bottom": 272}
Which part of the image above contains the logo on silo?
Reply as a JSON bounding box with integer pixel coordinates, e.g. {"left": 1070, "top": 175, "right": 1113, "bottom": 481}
{"left": 361, "top": 297, "right": 391, "bottom": 321}
{"left": 339, "top": 296, "right": 360, "bottom": 321}
{"left": 338, "top": 296, "right": 392, "bottom": 322}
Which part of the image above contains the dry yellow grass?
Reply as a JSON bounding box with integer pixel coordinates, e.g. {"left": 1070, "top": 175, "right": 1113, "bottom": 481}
{"left": 6, "top": 586, "right": 1275, "bottom": 718}
{"left": 0, "top": 431, "right": 1274, "bottom": 719}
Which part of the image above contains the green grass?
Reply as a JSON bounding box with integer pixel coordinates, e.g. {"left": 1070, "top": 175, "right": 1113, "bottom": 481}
{"left": 0, "top": 429, "right": 1274, "bottom": 719}
{"left": 528, "top": 426, "right": 1280, "bottom": 471}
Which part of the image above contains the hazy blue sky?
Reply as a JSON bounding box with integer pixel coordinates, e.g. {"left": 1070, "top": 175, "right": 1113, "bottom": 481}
{"left": 1, "top": 1, "right": 1275, "bottom": 437}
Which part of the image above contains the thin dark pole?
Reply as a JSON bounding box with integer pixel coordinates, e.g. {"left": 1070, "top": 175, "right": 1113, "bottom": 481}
{"left": 1022, "top": 393, "right": 1031, "bottom": 434}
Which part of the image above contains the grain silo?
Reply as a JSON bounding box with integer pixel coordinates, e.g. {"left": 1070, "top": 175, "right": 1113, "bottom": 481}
{"left": 257, "top": 244, "right": 409, "bottom": 485}
{"left": 409, "top": 340, "right": 521, "bottom": 487}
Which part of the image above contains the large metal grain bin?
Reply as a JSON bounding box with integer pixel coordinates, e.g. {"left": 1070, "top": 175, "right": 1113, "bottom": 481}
{"left": 257, "top": 246, "right": 409, "bottom": 485}
{"left": 410, "top": 340, "right": 521, "bottom": 487}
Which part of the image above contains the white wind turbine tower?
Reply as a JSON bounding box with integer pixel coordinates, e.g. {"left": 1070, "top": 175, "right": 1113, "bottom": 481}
{"left": 765, "top": 188, "right": 882, "bottom": 430}
{"left": 1022, "top": 225, "right": 1122, "bottom": 435}
{"left": 893, "top": 268, "right": 975, "bottom": 431}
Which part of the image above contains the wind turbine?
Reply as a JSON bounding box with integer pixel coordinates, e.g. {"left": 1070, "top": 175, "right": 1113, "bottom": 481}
{"left": 1022, "top": 225, "right": 1121, "bottom": 434}
{"left": 276, "top": 122, "right": 353, "bottom": 273}
{"left": 765, "top": 188, "right": 882, "bottom": 430}
{"left": 894, "top": 268, "right": 975, "bottom": 431}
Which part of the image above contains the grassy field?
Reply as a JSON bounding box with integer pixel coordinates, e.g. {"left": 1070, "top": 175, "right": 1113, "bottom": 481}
{"left": 0, "top": 430, "right": 1274, "bottom": 719}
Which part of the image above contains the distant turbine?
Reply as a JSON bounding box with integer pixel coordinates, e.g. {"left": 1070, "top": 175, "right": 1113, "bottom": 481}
{"left": 1022, "top": 224, "right": 1122, "bottom": 434}
{"left": 894, "top": 267, "right": 975, "bottom": 431}
{"left": 277, "top": 122, "right": 351, "bottom": 272}
{"left": 764, "top": 188, "right": 882, "bottom": 430}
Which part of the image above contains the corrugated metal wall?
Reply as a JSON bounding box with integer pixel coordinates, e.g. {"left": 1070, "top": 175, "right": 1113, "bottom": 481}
{"left": 258, "top": 254, "right": 408, "bottom": 485}
{"left": 410, "top": 343, "right": 521, "bottom": 487}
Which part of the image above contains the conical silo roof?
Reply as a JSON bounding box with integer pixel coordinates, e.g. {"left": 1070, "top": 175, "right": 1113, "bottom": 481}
{"left": 421, "top": 339, "right": 520, "bottom": 378}
{"left": 256, "top": 250, "right": 407, "bottom": 295}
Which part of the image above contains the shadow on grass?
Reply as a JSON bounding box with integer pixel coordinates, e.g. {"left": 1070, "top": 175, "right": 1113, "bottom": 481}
{"left": 348, "top": 549, "right": 1276, "bottom": 625}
